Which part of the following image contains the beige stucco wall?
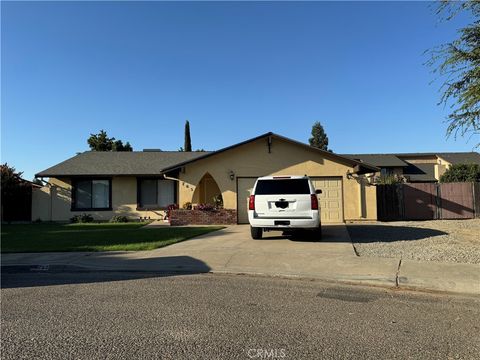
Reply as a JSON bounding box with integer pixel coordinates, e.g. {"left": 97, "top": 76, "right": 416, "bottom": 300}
{"left": 175, "top": 137, "right": 377, "bottom": 221}
{"left": 436, "top": 156, "right": 452, "bottom": 179}
{"left": 32, "top": 176, "right": 166, "bottom": 221}
{"left": 400, "top": 156, "right": 437, "bottom": 164}
{"left": 32, "top": 186, "right": 52, "bottom": 221}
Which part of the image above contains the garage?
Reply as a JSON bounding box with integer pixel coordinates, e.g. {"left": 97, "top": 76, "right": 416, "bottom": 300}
{"left": 236, "top": 177, "right": 257, "bottom": 224}
{"left": 311, "top": 177, "right": 344, "bottom": 223}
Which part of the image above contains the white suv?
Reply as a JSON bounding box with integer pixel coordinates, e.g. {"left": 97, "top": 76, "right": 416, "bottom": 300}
{"left": 248, "top": 176, "right": 322, "bottom": 240}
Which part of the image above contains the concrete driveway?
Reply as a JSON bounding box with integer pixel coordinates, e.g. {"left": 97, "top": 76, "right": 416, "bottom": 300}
{"left": 160, "top": 224, "right": 355, "bottom": 257}
{"left": 151, "top": 225, "right": 398, "bottom": 285}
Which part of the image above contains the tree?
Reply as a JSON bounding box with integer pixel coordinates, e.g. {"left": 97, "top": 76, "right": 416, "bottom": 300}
{"left": 1, "top": 163, "right": 24, "bottom": 193}
{"left": 427, "top": 1, "right": 480, "bottom": 146}
{"left": 32, "top": 178, "right": 43, "bottom": 186}
{"left": 309, "top": 121, "right": 330, "bottom": 151}
{"left": 1, "top": 164, "right": 30, "bottom": 222}
{"left": 112, "top": 140, "right": 133, "bottom": 152}
{"left": 87, "top": 130, "right": 133, "bottom": 151}
{"left": 184, "top": 120, "right": 192, "bottom": 152}
{"left": 440, "top": 163, "right": 480, "bottom": 182}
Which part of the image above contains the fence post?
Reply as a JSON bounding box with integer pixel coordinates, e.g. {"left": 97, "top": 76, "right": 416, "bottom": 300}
{"left": 474, "top": 182, "right": 480, "bottom": 218}
{"left": 398, "top": 183, "right": 405, "bottom": 220}
{"left": 436, "top": 183, "right": 441, "bottom": 220}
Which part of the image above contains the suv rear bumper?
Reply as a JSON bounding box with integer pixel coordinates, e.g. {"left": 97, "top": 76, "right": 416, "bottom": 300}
{"left": 248, "top": 216, "right": 320, "bottom": 229}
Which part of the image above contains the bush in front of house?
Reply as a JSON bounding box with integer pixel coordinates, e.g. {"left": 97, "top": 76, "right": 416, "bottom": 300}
{"left": 70, "top": 213, "right": 94, "bottom": 223}
{"left": 182, "top": 202, "right": 192, "bottom": 210}
{"left": 165, "top": 203, "right": 179, "bottom": 220}
{"left": 109, "top": 215, "right": 129, "bottom": 223}
{"left": 195, "top": 203, "right": 215, "bottom": 211}
{"left": 375, "top": 174, "right": 405, "bottom": 185}
{"left": 213, "top": 194, "right": 224, "bottom": 209}
{"left": 440, "top": 164, "right": 480, "bottom": 183}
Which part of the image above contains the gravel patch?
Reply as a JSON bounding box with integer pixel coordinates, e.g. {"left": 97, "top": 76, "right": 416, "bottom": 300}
{"left": 347, "top": 219, "right": 480, "bottom": 265}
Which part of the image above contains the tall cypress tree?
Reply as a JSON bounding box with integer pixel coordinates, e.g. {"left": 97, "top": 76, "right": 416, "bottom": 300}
{"left": 184, "top": 120, "right": 192, "bottom": 152}
{"left": 308, "top": 121, "right": 330, "bottom": 151}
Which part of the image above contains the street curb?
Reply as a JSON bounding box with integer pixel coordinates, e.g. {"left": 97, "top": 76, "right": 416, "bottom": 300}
{"left": 2, "top": 264, "right": 478, "bottom": 298}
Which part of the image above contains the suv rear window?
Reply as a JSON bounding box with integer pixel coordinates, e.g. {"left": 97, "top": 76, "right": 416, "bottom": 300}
{"left": 254, "top": 179, "right": 310, "bottom": 195}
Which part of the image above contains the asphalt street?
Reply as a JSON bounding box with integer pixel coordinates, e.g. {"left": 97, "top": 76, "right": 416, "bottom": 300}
{"left": 2, "top": 269, "right": 479, "bottom": 359}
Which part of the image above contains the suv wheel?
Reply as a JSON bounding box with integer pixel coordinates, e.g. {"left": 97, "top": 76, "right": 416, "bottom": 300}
{"left": 250, "top": 226, "right": 263, "bottom": 239}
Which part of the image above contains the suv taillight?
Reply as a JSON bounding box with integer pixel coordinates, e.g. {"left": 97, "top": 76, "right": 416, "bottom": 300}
{"left": 249, "top": 195, "right": 255, "bottom": 210}
{"left": 311, "top": 194, "right": 319, "bottom": 210}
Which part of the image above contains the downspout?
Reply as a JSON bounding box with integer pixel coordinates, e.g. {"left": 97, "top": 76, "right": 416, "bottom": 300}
{"left": 162, "top": 173, "right": 183, "bottom": 221}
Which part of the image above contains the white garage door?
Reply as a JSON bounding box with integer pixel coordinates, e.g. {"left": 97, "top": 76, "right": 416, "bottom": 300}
{"left": 237, "top": 177, "right": 257, "bottom": 224}
{"left": 311, "top": 177, "right": 344, "bottom": 223}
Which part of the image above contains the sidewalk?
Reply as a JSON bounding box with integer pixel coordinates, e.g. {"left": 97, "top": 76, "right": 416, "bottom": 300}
{"left": 2, "top": 225, "right": 479, "bottom": 296}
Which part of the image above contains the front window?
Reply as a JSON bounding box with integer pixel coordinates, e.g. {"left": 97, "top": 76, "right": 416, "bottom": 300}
{"left": 138, "top": 179, "right": 175, "bottom": 209}
{"left": 72, "top": 179, "right": 111, "bottom": 210}
{"left": 380, "top": 168, "right": 394, "bottom": 177}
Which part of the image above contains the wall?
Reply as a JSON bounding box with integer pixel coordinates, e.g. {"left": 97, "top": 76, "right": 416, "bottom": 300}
{"left": 176, "top": 137, "right": 377, "bottom": 221}
{"left": 434, "top": 164, "right": 448, "bottom": 180}
{"left": 169, "top": 209, "right": 236, "bottom": 225}
{"left": 32, "top": 176, "right": 167, "bottom": 221}
{"left": 399, "top": 156, "right": 438, "bottom": 164}
{"left": 32, "top": 186, "right": 51, "bottom": 221}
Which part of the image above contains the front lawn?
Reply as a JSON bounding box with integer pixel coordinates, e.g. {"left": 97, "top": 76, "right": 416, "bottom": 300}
{"left": 1, "top": 223, "right": 223, "bottom": 252}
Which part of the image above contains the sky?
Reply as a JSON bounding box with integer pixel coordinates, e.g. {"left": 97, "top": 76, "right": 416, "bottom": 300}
{"left": 2, "top": 1, "right": 479, "bottom": 180}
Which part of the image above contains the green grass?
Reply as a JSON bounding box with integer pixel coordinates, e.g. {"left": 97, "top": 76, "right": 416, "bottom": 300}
{"left": 1, "top": 223, "right": 224, "bottom": 253}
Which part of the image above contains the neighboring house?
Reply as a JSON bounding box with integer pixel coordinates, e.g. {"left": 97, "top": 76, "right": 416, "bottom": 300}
{"left": 343, "top": 152, "right": 480, "bottom": 183}
{"left": 33, "top": 132, "right": 379, "bottom": 224}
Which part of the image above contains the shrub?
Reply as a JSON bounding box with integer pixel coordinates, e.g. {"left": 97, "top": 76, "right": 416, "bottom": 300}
{"left": 182, "top": 202, "right": 193, "bottom": 210}
{"left": 440, "top": 163, "right": 480, "bottom": 183}
{"left": 375, "top": 174, "right": 405, "bottom": 185}
{"left": 166, "top": 204, "right": 179, "bottom": 220}
{"left": 195, "top": 203, "right": 215, "bottom": 211}
{"left": 109, "top": 215, "right": 128, "bottom": 223}
{"left": 70, "top": 213, "right": 94, "bottom": 223}
{"left": 213, "top": 194, "right": 223, "bottom": 209}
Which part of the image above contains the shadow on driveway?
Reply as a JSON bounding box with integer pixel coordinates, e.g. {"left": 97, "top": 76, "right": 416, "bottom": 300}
{"left": 256, "top": 225, "right": 350, "bottom": 243}
{"left": 347, "top": 225, "right": 447, "bottom": 243}
{"left": 1, "top": 256, "right": 210, "bottom": 289}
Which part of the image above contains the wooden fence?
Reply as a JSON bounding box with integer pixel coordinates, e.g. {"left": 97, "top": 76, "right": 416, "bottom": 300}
{"left": 376, "top": 182, "right": 479, "bottom": 221}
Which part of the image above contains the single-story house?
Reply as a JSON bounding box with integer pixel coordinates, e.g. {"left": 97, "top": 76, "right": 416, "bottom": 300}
{"left": 343, "top": 152, "right": 480, "bottom": 182}
{"left": 33, "top": 132, "right": 379, "bottom": 224}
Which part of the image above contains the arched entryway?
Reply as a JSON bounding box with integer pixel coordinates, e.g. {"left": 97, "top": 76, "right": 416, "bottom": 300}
{"left": 192, "top": 173, "right": 222, "bottom": 205}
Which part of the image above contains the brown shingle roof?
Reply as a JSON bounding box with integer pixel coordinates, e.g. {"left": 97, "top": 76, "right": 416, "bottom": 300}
{"left": 36, "top": 151, "right": 211, "bottom": 177}
{"left": 342, "top": 154, "right": 409, "bottom": 167}
{"left": 436, "top": 152, "right": 480, "bottom": 164}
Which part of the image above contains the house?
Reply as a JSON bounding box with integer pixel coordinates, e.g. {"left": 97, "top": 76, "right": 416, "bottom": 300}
{"left": 343, "top": 152, "right": 480, "bottom": 182}
{"left": 33, "top": 132, "right": 379, "bottom": 224}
